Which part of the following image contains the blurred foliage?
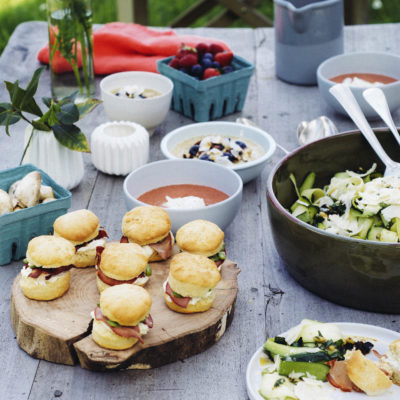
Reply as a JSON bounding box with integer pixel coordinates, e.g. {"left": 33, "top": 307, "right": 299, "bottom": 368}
{"left": 0, "top": 0, "right": 399, "bottom": 54}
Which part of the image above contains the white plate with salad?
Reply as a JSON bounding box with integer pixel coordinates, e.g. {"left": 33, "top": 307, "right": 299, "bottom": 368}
{"left": 246, "top": 321, "right": 400, "bottom": 400}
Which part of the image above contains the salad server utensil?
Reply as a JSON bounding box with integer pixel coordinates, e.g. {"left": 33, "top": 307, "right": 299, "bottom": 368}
{"left": 236, "top": 117, "right": 289, "bottom": 154}
{"left": 363, "top": 87, "right": 400, "bottom": 147}
{"left": 297, "top": 116, "right": 337, "bottom": 146}
{"left": 329, "top": 84, "right": 400, "bottom": 177}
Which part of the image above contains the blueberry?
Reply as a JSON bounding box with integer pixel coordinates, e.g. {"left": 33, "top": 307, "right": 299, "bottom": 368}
{"left": 223, "top": 152, "right": 236, "bottom": 162}
{"left": 203, "top": 52, "right": 213, "bottom": 60}
{"left": 223, "top": 65, "right": 234, "bottom": 74}
{"left": 189, "top": 145, "right": 199, "bottom": 156}
{"left": 212, "top": 61, "right": 221, "bottom": 69}
{"left": 235, "top": 140, "right": 247, "bottom": 149}
{"left": 191, "top": 64, "right": 203, "bottom": 76}
{"left": 139, "top": 94, "right": 146, "bottom": 98}
{"left": 199, "top": 154, "right": 213, "bottom": 162}
{"left": 201, "top": 58, "right": 213, "bottom": 69}
{"left": 179, "top": 67, "right": 190, "bottom": 74}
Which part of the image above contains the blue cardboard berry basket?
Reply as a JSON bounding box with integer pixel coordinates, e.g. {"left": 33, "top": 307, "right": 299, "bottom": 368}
{"left": 0, "top": 164, "right": 71, "bottom": 266}
{"left": 157, "top": 55, "right": 254, "bottom": 122}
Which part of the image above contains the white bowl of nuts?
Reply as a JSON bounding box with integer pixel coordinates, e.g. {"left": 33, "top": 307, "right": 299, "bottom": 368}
{"left": 160, "top": 121, "right": 276, "bottom": 183}
{"left": 100, "top": 71, "right": 174, "bottom": 131}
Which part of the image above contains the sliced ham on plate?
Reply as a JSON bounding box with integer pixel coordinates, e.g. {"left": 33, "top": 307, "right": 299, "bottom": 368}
{"left": 149, "top": 232, "right": 173, "bottom": 260}
{"left": 165, "top": 282, "right": 191, "bottom": 308}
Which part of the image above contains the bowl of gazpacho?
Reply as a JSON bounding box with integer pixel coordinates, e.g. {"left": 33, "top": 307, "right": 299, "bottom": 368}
{"left": 160, "top": 121, "right": 276, "bottom": 184}
{"left": 123, "top": 159, "right": 243, "bottom": 232}
{"left": 317, "top": 52, "right": 400, "bottom": 119}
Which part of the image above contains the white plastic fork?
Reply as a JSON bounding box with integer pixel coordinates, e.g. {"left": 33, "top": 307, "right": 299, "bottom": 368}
{"left": 329, "top": 84, "right": 400, "bottom": 177}
{"left": 362, "top": 87, "right": 400, "bottom": 147}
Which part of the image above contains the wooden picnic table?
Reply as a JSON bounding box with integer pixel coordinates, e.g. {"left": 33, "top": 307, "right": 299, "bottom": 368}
{"left": 1, "top": 21, "right": 400, "bottom": 400}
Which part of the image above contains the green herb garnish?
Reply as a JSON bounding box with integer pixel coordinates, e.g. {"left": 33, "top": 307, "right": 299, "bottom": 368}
{"left": 172, "top": 290, "right": 183, "bottom": 298}
{"left": 145, "top": 264, "right": 152, "bottom": 277}
{"left": 274, "top": 378, "right": 285, "bottom": 388}
{"left": 107, "top": 319, "right": 120, "bottom": 327}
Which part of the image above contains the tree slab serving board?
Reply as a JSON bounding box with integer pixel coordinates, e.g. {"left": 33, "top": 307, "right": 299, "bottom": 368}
{"left": 10, "top": 260, "right": 240, "bottom": 371}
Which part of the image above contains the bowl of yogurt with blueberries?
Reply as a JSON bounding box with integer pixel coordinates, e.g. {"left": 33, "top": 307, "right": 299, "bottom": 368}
{"left": 160, "top": 121, "right": 276, "bottom": 183}
{"left": 100, "top": 71, "right": 173, "bottom": 131}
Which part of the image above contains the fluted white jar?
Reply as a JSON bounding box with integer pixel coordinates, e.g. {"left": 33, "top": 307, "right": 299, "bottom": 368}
{"left": 23, "top": 126, "right": 84, "bottom": 190}
{"left": 91, "top": 121, "right": 149, "bottom": 176}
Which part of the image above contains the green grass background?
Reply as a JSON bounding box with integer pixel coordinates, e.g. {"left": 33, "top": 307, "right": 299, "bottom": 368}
{"left": 0, "top": 0, "right": 399, "bottom": 55}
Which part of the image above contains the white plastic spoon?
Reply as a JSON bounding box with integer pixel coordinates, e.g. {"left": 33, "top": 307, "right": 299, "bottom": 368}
{"left": 363, "top": 87, "right": 400, "bottom": 147}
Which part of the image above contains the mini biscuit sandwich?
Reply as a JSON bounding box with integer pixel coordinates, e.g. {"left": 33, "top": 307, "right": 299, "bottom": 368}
{"left": 96, "top": 242, "right": 152, "bottom": 293}
{"left": 121, "top": 206, "right": 174, "bottom": 262}
{"left": 53, "top": 209, "right": 108, "bottom": 268}
{"left": 176, "top": 220, "right": 226, "bottom": 268}
{"left": 20, "top": 235, "right": 75, "bottom": 300}
{"left": 92, "top": 284, "right": 153, "bottom": 350}
{"left": 164, "top": 252, "right": 221, "bottom": 313}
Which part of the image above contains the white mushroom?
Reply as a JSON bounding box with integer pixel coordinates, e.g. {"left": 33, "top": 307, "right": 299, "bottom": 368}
{"left": 8, "top": 179, "right": 20, "bottom": 208}
{"left": 0, "top": 189, "right": 13, "bottom": 216}
{"left": 14, "top": 171, "right": 41, "bottom": 208}
{"left": 40, "top": 185, "right": 55, "bottom": 201}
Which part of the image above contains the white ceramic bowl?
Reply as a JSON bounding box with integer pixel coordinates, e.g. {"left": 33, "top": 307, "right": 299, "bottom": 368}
{"left": 160, "top": 121, "right": 276, "bottom": 184}
{"left": 123, "top": 159, "right": 243, "bottom": 232}
{"left": 100, "top": 71, "right": 174, "bottom": 130}
{"left": 317, "top": 52, "right": 400, "bottom": 119}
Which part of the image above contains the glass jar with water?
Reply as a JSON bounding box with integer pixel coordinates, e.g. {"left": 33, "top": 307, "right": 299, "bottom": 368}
{"left": 47, "top": 0, "right": 95, "bottom": 99}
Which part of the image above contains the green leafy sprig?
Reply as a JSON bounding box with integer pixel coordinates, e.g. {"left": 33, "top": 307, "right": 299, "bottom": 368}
{"left": 0, "top": 67, "right": 101, "bottom": 164}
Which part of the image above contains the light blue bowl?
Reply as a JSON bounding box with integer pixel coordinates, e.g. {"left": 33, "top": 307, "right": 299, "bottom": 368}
{"left": 160, "top": 121, "right": 276, "bottom": 184}
{"left": 123, "top": 159, "right": 243, "bottom": 233}
{"left": 0, "top": 164, "right": 71, "bottom": 265}
{"left": 317, "top": 52, "right": 400, "bottom": 119}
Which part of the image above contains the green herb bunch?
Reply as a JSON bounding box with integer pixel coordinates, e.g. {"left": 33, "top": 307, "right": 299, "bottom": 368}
{"left": 0, "top": 67, "right": 101, "bottom": 163}
{"left": 48, "top": 0, "right": 94, "bottom": 94}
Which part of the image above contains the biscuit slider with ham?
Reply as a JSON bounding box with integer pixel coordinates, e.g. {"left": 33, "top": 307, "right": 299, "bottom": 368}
{"left": 121, "top": 206, "right": 174, "bottom": 261}
{"left": 96, "top": 242, "right": 152, "bottom": 293}
{"left": 92, "top": 284, "right": 153, "bottom": 350}
{"left": 53, "top": 209, "right": 108, "bottom": 268}
{"left": 176, "top": 220, "right": 226, "bottom": 268}
{"left": 164, "top": 252, "right": 221, "bottom": 313}
{"left": 20, "top": 235, "right": 75, "bottom": 300}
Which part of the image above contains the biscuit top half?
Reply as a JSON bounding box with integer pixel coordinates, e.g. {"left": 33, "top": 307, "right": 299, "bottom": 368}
{"left": 53, "top": 209, "right": 100, "bottom": 245}
{"left": 100, "top": 284, "right": 152, "bottom": 326}
{"left": 169, "top": 252, "right": 221, "bottom": 288}
{"left": 99, "top": 242, "right": 149, "bottom": 280}
{"left": 26, "top": 235, "right": 76, "bottom": 268}
{"left": 121, "top": 206, "right": 171, "bottom": 245}
{"left": 176, "top": 219, "right": 224, "bottom": 257}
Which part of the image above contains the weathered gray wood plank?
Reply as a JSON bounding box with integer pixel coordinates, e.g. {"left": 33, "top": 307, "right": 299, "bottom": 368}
{"left": 0, "top": 21, "right": 399, "bottom": 400}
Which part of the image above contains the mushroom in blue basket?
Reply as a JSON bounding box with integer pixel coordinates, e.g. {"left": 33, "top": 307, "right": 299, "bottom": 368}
{"left": 0, "top": 189, "right": 13, "bottom": 216}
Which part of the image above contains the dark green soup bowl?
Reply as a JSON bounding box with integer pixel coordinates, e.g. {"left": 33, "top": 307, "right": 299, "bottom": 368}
{"left": 267, "top": 129, "right": 400, "bottom": 313}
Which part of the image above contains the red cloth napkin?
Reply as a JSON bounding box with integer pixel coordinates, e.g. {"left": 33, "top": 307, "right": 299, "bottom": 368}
{"left": 38, "top": 22, "right": 230, "bottom": 74}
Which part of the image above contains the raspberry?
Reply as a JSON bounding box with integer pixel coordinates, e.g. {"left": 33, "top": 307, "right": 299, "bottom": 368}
{"left": 169, "top": 58, "right": 181, "bottom": 69}
{"left": 203, "top": 68, "right": 221, "bottom": 80}
{"left": 214, "top": 51, "right": 233, "bottom": 67}
{"left": 176, "top": 44, "right": 197, "bottom": 59}
{"left": 180, "top": 53, "right": 198, "bottom": 68}
{"left": 209, "top": 43, "right": 224, "bottom": 54}
{"left": 196, "top": 43, "right": 210, "bottom": 55}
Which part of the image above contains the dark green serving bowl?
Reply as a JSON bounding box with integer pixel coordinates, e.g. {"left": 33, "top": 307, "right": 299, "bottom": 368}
{"left": 267, "top": 129, "right": 400, "bottom": 313}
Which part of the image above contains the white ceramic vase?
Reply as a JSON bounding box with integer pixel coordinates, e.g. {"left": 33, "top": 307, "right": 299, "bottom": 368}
{"left": 23, "top": 126, "right": 84, "bottom": 190}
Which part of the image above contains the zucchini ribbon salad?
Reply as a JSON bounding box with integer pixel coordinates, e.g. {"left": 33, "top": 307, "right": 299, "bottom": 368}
{"left": 259, "top": 320, "right": 398, "bottom": 399}
{"left": 290, "top": 164, "right": 400, "bottom": 242}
